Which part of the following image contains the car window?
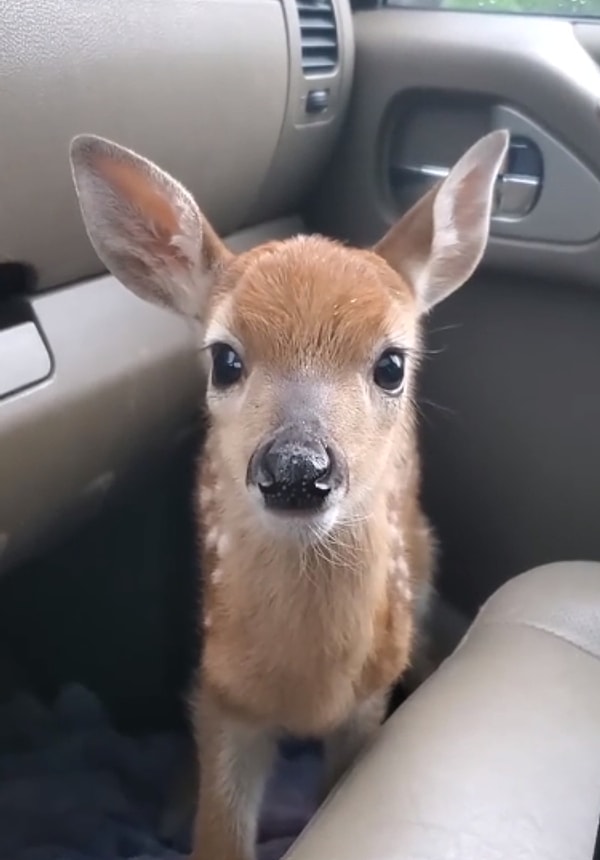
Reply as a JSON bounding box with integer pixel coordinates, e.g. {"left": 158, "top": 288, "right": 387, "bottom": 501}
{"left": 385, "top": 0, "right": 600, "bottom": 17}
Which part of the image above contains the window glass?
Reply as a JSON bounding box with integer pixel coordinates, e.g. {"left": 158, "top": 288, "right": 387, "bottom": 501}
{"left": 386, "top": 0, "right": 600, "bottom": 16}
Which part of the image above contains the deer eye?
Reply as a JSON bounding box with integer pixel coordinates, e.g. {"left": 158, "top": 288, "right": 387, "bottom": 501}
{"left": 373, "top": 348, "right": 405, "bottom": 394}
{"left": 210, "top": 342, "right": 244, "bottom": 388}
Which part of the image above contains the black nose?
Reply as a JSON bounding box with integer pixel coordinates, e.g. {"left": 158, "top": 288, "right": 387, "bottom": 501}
{"left": 251, "top": 436, "right": 336, "bottom": 511}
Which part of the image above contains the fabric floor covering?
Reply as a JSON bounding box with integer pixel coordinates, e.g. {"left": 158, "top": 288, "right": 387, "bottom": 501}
{"left": 0, "top": 684, "right": 322, "bottom": 860}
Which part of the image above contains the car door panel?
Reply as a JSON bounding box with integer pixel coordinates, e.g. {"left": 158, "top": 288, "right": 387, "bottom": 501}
{"left": 308, "top": 7, "right": 600, "bottom": 613}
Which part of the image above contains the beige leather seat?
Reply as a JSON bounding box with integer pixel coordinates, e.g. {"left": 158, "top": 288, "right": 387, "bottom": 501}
{"left": 285, "top": 561, "right": 600, "bottom": 860}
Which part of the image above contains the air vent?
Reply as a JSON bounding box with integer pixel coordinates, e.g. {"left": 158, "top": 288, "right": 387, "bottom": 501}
{"left": 296, "top": 1, "right": 339, "bottom": 77}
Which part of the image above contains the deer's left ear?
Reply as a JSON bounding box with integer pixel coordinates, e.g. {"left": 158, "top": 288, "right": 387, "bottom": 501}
{"left": 375, "top": 130, "right": 509, "bottom": 312}
{"left": 70, "top": 135, "right": 231, "bottom": 320}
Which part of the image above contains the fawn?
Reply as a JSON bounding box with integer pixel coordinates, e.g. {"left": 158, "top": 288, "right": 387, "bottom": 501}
{"left": 70, "top": 128, "right": 508, "bottom": 860}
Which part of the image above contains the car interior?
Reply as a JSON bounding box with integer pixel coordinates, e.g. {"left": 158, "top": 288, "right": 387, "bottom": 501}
{"left": 1, "top": 1, "right": 600, "bottom": 858}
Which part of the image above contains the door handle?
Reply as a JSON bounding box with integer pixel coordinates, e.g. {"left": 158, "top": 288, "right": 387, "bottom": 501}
{"left": 393, "top": 137, "right": 543, "bottom": 220}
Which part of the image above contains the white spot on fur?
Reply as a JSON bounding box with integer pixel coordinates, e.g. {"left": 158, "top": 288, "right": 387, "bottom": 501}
{"left": 389, "top": 525, "right": 403, "bottom": 547}
{"left": 206, "top": 527, "right": 219, "bottom": 549}
{"left": 217, "top": 533, "right": 230, "bottom": 557}
{"left": 395, "top": 556, "right": 410, "bottom": 580}
{"left": 388, "top": 551, "right": 411, "bottom": 601}
{"left": 204, "top": 613, "right": 212, "bottom": 629}
{"left": 393, "top": 576, "right": 412, "bottom": 602}
{"left": 212, "top": 567, "right": 223, "bottom": 584}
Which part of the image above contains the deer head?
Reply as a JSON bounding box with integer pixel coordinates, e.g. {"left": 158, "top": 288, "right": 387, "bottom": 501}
{"left": 70, "top": 131, "right": 508, "bottom": 545}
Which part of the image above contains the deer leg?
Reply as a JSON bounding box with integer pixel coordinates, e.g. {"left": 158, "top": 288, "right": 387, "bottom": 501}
{"left": 321, "top": 691, "right": 388, "bottom": 801}
{"left": 191, "top": 697, "right": 276, "bottom": 860}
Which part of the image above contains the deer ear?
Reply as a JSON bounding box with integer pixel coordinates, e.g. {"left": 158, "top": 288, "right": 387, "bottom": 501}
{"left": 69, "top": 135, "right": 231, "bottom": 320}
{"left": 375, "top": 130, "right": 509, "bottom": 312}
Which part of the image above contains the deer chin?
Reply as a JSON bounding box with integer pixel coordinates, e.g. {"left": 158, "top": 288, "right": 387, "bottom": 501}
{"left": 246, "top": 484, "right": 342, "bottom": 544}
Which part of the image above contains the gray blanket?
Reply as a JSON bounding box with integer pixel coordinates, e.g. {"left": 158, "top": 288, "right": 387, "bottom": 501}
{"left": 0, "top": 685, "right": 322, "bottom": 860}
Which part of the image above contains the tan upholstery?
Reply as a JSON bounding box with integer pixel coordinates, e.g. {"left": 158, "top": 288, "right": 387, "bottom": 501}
{"left": 285, "top": 562, "right": 600, "bottom": 859}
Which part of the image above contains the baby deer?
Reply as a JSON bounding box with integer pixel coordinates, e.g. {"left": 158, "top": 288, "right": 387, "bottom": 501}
{"left": 70, "top": 128, "right": 508, "bottom": 860}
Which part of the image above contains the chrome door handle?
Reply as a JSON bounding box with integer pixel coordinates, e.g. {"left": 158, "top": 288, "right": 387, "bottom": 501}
{"left": 394, "top": 137, "right": 543, "bottom": 219}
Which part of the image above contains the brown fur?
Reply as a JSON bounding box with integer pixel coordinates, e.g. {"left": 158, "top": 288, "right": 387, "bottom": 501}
{"left": 68, "top": 130, "right": 508, "bottom": 860}
{"left": 189, "top": 236, "right": 435, "bottom": 860}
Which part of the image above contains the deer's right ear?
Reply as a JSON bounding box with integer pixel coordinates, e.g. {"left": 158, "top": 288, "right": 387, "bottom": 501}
{"left": 69, "top": 135, "right": 231, "bottom": 319}
{"left": 374, "top": 130, "right": 509, "bottom": 313}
